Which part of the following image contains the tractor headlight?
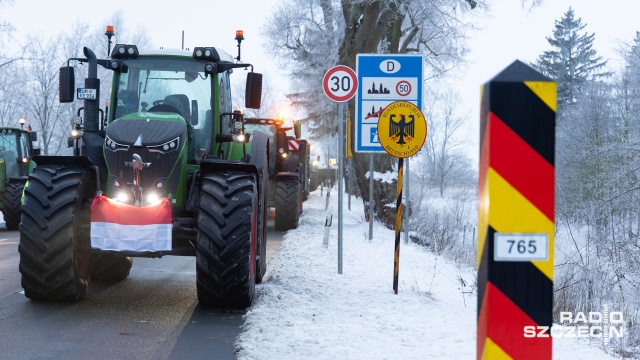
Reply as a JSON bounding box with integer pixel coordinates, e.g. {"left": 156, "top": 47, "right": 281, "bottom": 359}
{"left": 148, "top": 137, "right": 180, "bottom": 154}
{"left": 233, "top": 133, "right": 246, "bottom": 143}
{"left": 116, "top": 191, "right": 129, "bottom": 203}
{"left": 105, "top": 135, "right": 129, "bottom": 152}
{"left": 71, "top": 129, "right": 84, "bottom": 138}
{"left": 146, "top": 192, "right": 160, "bottom": 205}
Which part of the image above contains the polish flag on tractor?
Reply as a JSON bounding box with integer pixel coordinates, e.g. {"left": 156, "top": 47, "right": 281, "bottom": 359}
{"left": 90, "top": 195, "right": 172, "bottom": 252}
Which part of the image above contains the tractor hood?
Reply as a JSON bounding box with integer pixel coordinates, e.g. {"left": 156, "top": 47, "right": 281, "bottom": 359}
{"left": 106, "top": 114, "right": 186, "bottom": 146}
{"left": 103, "top": 114, "right": 189, "bottom": 205}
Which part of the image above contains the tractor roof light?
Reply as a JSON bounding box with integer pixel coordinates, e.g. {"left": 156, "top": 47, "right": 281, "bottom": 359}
{"left": 235, "top": 30, "right": 244, "bottom": 61}
{"left": 193, "top": 47, "right": 221, "bottom": 62}
{"left": 105, "top": 26, "right": 114, "bottom": 37}
{"left": 111, "top": 44, "right": 139, "bottom": 59}
{"left": 22, "top": 157, "right": 29, "bottom": 164}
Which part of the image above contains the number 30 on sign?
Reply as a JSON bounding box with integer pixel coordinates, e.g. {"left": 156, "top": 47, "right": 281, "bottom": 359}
{"left": 493, "top": 233, "right": 549, "bottom": 262}
{"left": 322, "top": 65, "right": 358, "bottom": 102}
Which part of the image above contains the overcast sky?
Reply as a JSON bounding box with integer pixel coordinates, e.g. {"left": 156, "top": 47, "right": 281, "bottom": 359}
{"left": 5, "top": 0, "right": 640, "bottom": 161}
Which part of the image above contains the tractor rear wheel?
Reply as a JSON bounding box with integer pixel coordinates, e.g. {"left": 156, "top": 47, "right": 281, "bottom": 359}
{"left": 91, "top": 254, "right": 133, "bottom": 281}
{"left": 18, "top": 165, "right": 92, "bottom": 301}
{"left": 196, "top": 172, "right": 257, "bottom": 308}
{"left": 274, "top": 177, "right": 300, "bottom": 231}
{"left": 3, "top": 180, "right": 25, "bottom": 230}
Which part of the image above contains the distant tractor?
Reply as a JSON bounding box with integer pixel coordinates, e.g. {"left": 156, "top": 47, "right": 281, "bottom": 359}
{"left": 0, "top": 122, "right": 39, "bottom": 230}
{"left": 18, "top": 29, "right": 269, "bottom": 308}
{"left": 244, "top": 118, "right": 310, "bottom": 230}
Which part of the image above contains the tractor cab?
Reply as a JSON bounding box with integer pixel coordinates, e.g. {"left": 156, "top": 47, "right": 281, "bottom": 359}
{"left": 0, "top": 127, "right": 38, "bottom": 178}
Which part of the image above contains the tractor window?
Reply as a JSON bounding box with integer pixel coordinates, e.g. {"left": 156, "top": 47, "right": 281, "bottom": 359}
{"left": 114, "top": 58, "right": 212, "bottom": 134}
{"left": 219, "top": 72, "right": 232, "bottom": 134}
{"left": 0, "top": 130, "right": 19, "bottom": 177}
{"left": 19, "top": 132, "right": 29, "bottom": 159}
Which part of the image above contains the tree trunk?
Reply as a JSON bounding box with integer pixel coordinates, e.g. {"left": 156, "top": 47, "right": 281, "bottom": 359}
{"left": 338, "top": 1, "right": 406, "bottom": 227}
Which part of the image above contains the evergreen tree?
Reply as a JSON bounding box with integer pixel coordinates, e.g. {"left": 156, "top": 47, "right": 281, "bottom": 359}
{"left": 533, "top": 7, "right": 609, "bottom": 111}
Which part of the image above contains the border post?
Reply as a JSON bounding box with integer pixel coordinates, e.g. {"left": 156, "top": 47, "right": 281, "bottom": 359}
{"left": 477, "top": 60, "right": 556, "bottom": 359}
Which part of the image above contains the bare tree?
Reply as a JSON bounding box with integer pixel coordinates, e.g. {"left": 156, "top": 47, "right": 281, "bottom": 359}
{"left": 423, "top": 90, "right": 471, "bottom": 196}
{"left": 15, "top": 34, "right": 68, "bottom": 155}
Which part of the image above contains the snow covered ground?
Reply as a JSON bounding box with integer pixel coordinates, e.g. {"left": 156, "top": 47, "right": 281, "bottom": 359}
{"left": 236, "top": 188, "right": 617, "bottom": 359}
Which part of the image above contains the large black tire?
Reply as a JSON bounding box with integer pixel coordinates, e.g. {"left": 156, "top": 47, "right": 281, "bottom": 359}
{"left": 18, "top": 165, "right": 92, "bottom": 301}
{"left": 274, "top": 176, "right": 301, "bottom": 231}
{"left": 196, "top": 172, "right": 257, "bottom": 308}
{"left": 3, "top": 180, "right": 25, "bottom": 230}
{"left": 91, "top": 253, "right": 133, "bottom": 281}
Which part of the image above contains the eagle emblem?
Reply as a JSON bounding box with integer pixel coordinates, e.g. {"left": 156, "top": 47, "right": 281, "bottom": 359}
{"left": 389, "top": 114, "right": 415, "bottom": 146}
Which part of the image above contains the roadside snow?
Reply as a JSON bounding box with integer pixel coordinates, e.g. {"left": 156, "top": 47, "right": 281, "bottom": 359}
{"left": 235, "top": 189, "right": 617, "bottom": 359}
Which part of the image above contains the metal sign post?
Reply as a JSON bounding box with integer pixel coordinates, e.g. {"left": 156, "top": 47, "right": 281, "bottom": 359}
{"left": 377, "top": 101, "right": 427, "bottom": 294}
{"left": 323, "top": 65, "right": 358, "bottom": 275}
{"left": 355, "top": 54, "right": 423, "bottom": 247}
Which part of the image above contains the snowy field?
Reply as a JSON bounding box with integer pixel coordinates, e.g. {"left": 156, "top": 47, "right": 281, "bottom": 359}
{"left": 235, "top": 188, "right": 618, "bottom": 359}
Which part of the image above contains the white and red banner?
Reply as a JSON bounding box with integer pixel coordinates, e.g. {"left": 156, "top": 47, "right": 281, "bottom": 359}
{"left": 90, "top": 195, "right": 172, "bottom": 252}
{"left": 288, "top": 139, "right": 299, "bottom": 151}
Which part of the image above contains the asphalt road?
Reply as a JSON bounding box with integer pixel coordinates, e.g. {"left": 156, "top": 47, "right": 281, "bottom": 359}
{"left": 0, "top": 210, "right": 283, "bottom": 360}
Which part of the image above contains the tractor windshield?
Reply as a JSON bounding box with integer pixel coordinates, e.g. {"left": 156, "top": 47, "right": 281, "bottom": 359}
{"left": 0, "top": 130, "right": 20, "bottom": 177}
{"left": 113, "top": 57, "right": 212, "bottom": 130}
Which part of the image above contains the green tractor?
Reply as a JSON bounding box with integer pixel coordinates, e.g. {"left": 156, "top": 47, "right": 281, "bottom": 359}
{"left": 0, "top": 124, "right": 39, "bottom": 230}
{"left": 18, "top": 30, "right": 269, "bottom": 308}
{"left": 244, "top": 118, "right": 310, "bottom": 230}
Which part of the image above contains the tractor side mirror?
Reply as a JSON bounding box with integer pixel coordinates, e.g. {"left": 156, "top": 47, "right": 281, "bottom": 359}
{"left": 245, "top": 72, "right": 262, "bottom": 109}
{"left": 29, "top": 131, "right": 38, "bottom": 142}
{"left": 32, "top": 148, "right": 41, "bottom": 156}
{"left": 59, "top": 66, "right": 75, "bottom": 103}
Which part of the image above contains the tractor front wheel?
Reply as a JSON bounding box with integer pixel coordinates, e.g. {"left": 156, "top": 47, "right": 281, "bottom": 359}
{"left": 196, "top": 172, "right": 257, "bottom": 308}
{"left": 3, "top": 180, "right": 25, "bottom": 230}
{"left": 18, "top": 165, "right": 93, "bottom": 301}
{"left": 274, "top": 176, "right": 301, "bottom": 231}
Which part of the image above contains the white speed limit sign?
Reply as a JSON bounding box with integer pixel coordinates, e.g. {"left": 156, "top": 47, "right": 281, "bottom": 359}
{"left": 323, "top": 65, "right": 358, "bottom": 102}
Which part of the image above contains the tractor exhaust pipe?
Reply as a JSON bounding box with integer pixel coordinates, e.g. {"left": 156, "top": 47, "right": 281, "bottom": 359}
{"left": 82, "top": 47, "right": 100, "bottom": 133}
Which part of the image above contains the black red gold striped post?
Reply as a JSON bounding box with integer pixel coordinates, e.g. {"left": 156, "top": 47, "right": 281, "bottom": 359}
{"left": 377, "top": 101, "right": 427, "bottom": 295}
{"left": 477, "top": 61, "right": 556, "bottom": 359}
{"left": 393, "top": 158, "right": 403, "bottom": 294}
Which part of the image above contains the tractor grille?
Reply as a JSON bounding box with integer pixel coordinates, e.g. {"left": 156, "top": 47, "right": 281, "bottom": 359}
{"left": 105, "top": 146, "right": 181, "bottom": 189}
{"left": 104, "top": 118, "right": 187, "bottom": 193}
